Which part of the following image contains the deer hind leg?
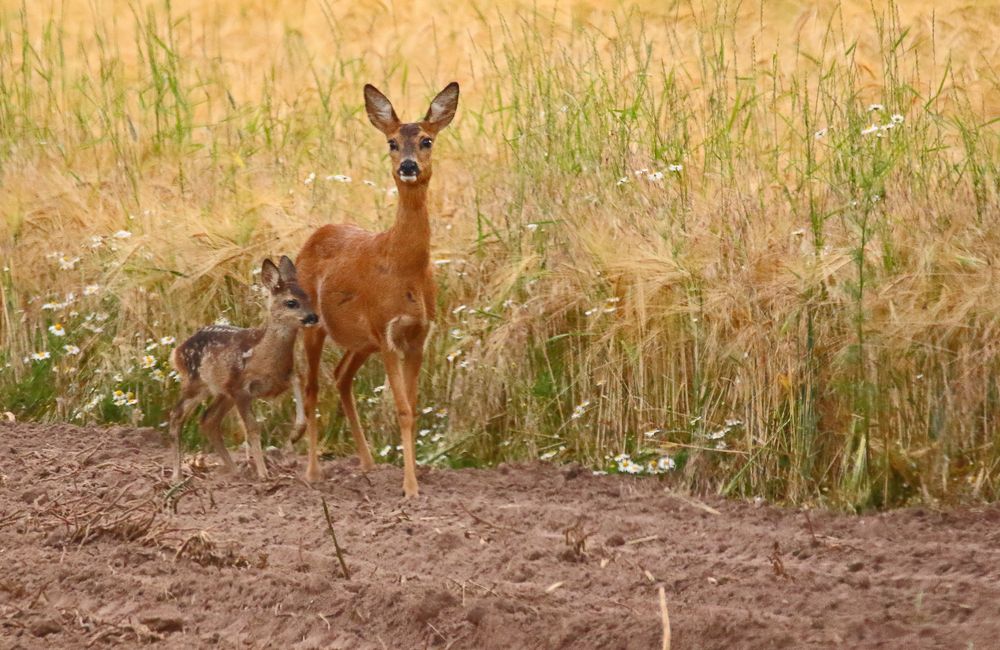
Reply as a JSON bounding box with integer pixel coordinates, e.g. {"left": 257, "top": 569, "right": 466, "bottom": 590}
{"left": 168, "top": 385, "right": 204, "bottom": 480}
{"left": 336, "top": 349, "right": 376, "bottom": 471}
{"left": 229, "top": 390, "right": 267, "bottom": 479}
{"left": 200, "top": 395, "right": 236, "bottom": 474}
{"left": 302, "top": 325, "right": 326, "bottom": 483}
{"left": 382, "top": 350, "right": 420, "bottom": 498}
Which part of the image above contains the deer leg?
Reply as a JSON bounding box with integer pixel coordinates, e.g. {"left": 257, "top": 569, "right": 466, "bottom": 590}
{"left": 336, "top": 349, "right": 375, "bottom": 471}
{"left": 382, "top": 351, "right": 419, "bottom": 498}
{"left": 302, "top": 326, "right": 326, "bottom": 483}
{"left": 200, "top": 395, "right": 236, "bottom": 474}
{"left": 168, "top": 386, "right": 203, "bottom": 481}
{"left": 403, "top": 348, "right": 423, "bottom": 418}
{"left": 289, "top": 371, "right": 306, "bottom": 445}
{"left": 232, "top": 390, "right": 267, "bottom": 479}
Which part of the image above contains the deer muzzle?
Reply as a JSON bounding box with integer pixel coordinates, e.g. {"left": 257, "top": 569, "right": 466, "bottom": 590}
{"left": 398, "top": 159, "right": 419, "bottom": 182}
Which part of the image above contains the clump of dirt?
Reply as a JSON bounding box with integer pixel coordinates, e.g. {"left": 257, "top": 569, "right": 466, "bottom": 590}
{"left": 1, "top": 421, "right": 999, "bottom": 648}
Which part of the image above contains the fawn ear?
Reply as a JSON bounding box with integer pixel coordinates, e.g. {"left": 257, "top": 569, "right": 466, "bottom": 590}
{"left": 423, "top": 82, "right": 459, "bottom": 134}
{"left": 364, "top": 84, "right": 400, "bottom": 135}
{"left": 278, "top": 255, "right": 297, "bottom": 282}
{"left": 261, "top": 258, "right": 281, "bottom": 291}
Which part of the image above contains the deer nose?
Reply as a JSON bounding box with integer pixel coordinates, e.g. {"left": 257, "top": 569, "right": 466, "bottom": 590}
{"left": 398, "top": 160, "right": 419, "bottom": 178}
{"left": 302, "top": 313, "right": 319, "bottom": 326}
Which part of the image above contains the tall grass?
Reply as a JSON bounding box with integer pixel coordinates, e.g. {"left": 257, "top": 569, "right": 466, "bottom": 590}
{"left": 1, "top": 0, "right": 997, "bottom": 509}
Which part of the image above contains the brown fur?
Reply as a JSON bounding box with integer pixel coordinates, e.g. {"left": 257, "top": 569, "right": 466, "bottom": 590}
{"left": 296, "top": 82, "right": 459, "bottom": 497}
{"left": 168, "top": 256, "right": 317, "bottom": 480}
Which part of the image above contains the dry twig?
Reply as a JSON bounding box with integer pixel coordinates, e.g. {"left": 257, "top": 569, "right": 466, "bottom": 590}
{"left": 322, "top": 498, "right": 351, "bottom": 580}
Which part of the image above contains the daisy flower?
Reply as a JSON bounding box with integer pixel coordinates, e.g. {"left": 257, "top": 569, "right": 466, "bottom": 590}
{"left": 48, "top": 323, "right": 67, "bottom": 337}
{"left": 656, "top": 456, "right": 677, "bottom": 472}
{"left": 58, "top": 255, "right": 81, "bottom": 270}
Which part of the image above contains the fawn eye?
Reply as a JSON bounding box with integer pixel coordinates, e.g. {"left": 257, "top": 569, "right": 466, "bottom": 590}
{"left": 388, "top": 140, "right": 399, "bottom": 151}
{"left": 420, "top": 138, "right": 433, "bottom": 149}
{"left": 284, "top": 299, "right": 299, "bottom": 309}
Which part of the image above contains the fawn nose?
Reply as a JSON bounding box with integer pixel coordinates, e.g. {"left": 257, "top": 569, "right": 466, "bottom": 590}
{"left": 302, "top": 313, "right": 319, "bottom": 326}
{"left": 398, "top": 159, "right": 419, "bottom": 179}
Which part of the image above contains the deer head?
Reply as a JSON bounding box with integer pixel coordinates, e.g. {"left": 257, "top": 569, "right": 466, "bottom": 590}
{"left": 363, "top": 82, "right": 460, "bottom": 186}
{"left": 261, "top": 256, "right": 318, "bottom": 328}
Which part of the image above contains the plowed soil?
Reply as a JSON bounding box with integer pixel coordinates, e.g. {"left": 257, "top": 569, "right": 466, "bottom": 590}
{"left": 1, "top": 422, "right": 999, "bottom": 649}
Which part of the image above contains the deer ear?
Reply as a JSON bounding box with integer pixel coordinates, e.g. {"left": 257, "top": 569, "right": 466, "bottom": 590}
{"left": 261, "top": 258, "right": 281, "bottom": 291}
{"left": 278, "top": 255, "right": 297, "bottom": 282}
{"left": 364, "top": 84, "right": 400, "bottom": 134}
{"left": 423, "top": 82, "right": 459, "bottom": 133}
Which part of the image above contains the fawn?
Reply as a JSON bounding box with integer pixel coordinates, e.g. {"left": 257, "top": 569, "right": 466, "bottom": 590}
{"left": 294, "top": 82, "right": 459, "bottom": 497}
{"left": 168, "top": 256, "right": 318, "bottom": 480}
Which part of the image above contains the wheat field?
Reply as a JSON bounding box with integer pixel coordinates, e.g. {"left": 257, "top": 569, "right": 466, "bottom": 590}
{"left": 1, "top": 0, "right": 998, "bottom": 509}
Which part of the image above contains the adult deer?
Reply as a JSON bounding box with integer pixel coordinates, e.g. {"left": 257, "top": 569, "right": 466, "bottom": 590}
{"left": 295, "top": 82, "right": 459, "bottom": 497}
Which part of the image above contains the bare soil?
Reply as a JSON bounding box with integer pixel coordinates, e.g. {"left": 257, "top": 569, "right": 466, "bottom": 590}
{"left": 1, "top": 422, "right": 999, "bottom": 649}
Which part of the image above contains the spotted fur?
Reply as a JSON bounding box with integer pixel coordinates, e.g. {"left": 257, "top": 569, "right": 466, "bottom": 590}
{"left": 167, "top": 256, "right": 318, "bottom": 481}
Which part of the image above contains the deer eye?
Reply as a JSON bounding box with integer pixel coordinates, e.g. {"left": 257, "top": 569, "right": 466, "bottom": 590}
{"left": 420, "top": 138, "right": 433, "bottom": 149}
{"left": 388, "top": 140, "right": 399, "bottom": 151}
{"left": 284, "top": 299, "right": 299, "bottom": 309}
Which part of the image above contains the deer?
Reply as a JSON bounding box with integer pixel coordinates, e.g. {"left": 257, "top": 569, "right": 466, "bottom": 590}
{"left": 293, "top": 82, "right": 459, "bottom": 498}
{"left": 168, "top": 256, "right": 319, "bottom": 481}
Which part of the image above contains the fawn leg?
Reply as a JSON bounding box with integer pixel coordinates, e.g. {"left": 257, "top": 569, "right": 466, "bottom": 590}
{"left": 233, "top": 390, "right": 268, "bottom": 479}
{"left": 168, "top": 386, "right": 203, "bottom": 480}
{"left": 336, "top": 349, "right": 376, "bottom": 471}
{"left": 200, "top": 395, "right": 236, "bottom": 474}
{"left": 289, "top": 371, "right": 306, "bottom": 445}
{"left": 302, "top": 326, "right": 326, "bottom": 483}
{"left": 382, "top": 350, "right": 418, "bottom": 498}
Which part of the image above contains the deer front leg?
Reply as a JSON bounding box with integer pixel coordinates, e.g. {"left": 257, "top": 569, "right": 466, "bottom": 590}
{"left": 336, "top": 350, "right": 376, "bottom": 471}
{"left": 233, "top": 390, "right": 268, "bottom": 479}
{"left": 382, "top": 350, "right": 419, "bottom": 498}
{"left": 302, "top": 326, "right": 326, "bottom": 483}
{"left": 289, "top": 371, "right": 306, "bottom": 446}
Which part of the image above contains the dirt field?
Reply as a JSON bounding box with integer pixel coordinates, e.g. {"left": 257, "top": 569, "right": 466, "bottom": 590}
{"left": 1, "top": 422, "right": 998, "bottom": 649}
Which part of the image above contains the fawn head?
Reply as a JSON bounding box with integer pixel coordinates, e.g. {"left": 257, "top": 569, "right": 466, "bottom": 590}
{"left": 364, "top": 82, "right": 459, "bottom": 186}
{"left": 261, "top": 256, "right": 318, "bottom": 329}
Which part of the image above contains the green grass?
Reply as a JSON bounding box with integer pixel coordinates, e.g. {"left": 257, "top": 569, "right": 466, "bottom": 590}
{"left": 0, "top": 0, "right": 998, "bottom": 509}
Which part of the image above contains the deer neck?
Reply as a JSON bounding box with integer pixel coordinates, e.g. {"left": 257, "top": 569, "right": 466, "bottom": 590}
{"left": 256, "top": 321, "right": 298, "bottom": 370}
{"left": 387, "top": 183, "right": 431, "bottom": 272}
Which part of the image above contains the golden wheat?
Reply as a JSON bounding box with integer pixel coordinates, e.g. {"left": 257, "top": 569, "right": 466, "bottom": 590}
{"left": 1, "top": 0, "right": 998, "bottom": 507}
